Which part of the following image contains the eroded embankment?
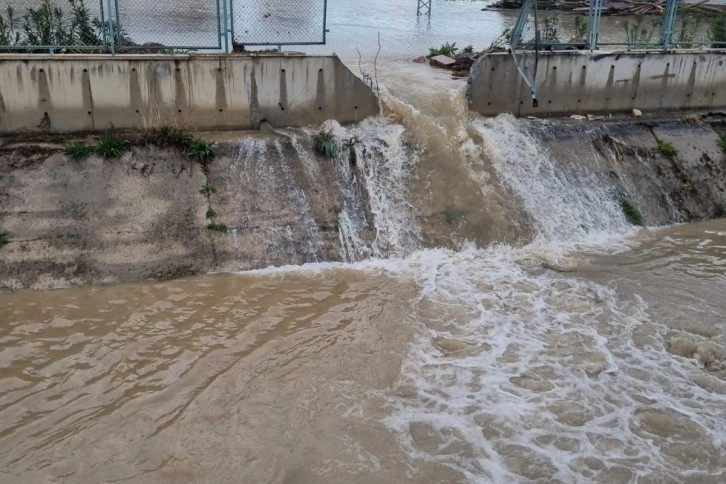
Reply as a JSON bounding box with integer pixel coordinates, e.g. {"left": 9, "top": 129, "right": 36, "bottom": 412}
{"left": 1, "top": 115, "right": 725, "bottom": 291}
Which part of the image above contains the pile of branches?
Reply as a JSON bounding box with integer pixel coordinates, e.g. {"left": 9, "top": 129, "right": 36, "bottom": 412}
{"left": 573, "top": 0, "right": 726, "bottom": 16}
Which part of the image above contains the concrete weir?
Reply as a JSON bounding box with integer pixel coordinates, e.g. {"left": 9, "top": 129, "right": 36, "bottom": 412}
{"left": 0, "top": 53, "right": 379, "bottom": 133}
{"left": 468, "top": 50, "right": 726, "bottom": 117}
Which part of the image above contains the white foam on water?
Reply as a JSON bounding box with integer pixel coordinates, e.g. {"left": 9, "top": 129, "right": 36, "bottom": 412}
{"left": 380, "top": 244, "right": 726, "bottom": 482}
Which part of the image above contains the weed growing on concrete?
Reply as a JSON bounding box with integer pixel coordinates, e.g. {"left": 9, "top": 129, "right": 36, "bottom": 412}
{"left": 205, "top": 208, "right": 217, "bottom": 220}
{"left": 428, "top": 42, "right": 458, "bottom": 58}
{"left": 0, "top": 230, "right": 9, "bottom": 249}
{"left": 657, "top": 141, "right": 678, "bottom": 158}
{"left": 314, "top": 130, "right": 339, "bottom": 159}
{"left": 200, "top": 182, "right": 216, "bottom": 196}
{"left": 206, "top": 221, "right": 228, "bottom": 232}
{"left": 718, "top": 135, "right": 726, "bottom": 154}
{"left": 96, "top": 132, "right": 130, "bottom": 159}
{"left": 620, "top": 198, "right": 645, "bottom": 226}
{"left": 64, "top": 141, "right": 93, "bottom": 160}
{"left": 187, "top": 139, "right": 216, "bottom": 167}
{"left": 487, "top": 28, "right": 511, "bottom": 51}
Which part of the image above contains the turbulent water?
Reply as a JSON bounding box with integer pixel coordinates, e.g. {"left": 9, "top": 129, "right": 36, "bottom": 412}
{"left": 2, "top": 62, "right": 726, "bottom": 483}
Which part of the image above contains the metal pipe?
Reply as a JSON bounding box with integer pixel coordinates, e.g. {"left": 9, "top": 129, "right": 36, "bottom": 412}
{"left": 588, "top": 0, "right": 604, "bottom": 51}
{"left": 661, "top": 0, "right": 681, "bottom": 50}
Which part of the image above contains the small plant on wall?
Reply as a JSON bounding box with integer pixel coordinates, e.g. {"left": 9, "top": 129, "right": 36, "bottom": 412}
{"left": 657, "top": 141, "right": 677, "bottom": 158}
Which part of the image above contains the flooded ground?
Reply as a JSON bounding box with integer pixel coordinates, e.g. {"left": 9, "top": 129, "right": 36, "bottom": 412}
{"left": 1, "top": 220, "right": 725, "bottom": 483}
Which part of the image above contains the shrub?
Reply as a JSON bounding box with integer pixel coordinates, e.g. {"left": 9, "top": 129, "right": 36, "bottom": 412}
{"left": 718, "top": 135, "right": 726, "bottom": 154}
{"left": 200, "top": 181, "right": 216, "bottom": 196}
{"left": 462, "top": 44, "right": 474, "bottom": 54}
{"left": 573, "top": 15, "right": 588, "bottom": 40}
{"left": 0, "top": 0, "right": 135, "bottom": 52}
{"left": 623, "top": 13, "right": 659, "bottom": 49}
{"left": 187, "top": 139, "right": 216, "bottom": 166}
{"left": 709, "top": 14, "right": 726, "bottom": 47}
{"left": 428, "top": 42, "right": 458, "bottom": 58}
{"left": 0, "top": 230, "right": 9, "bottom": 249}
{"left": 95, "top": 132, "right": 129, "bottom": 159}
{"left": 314, "top": 130, "right": 339, "bottom": 159}
{"left": 657, "top": 141, "right": 677, "bottom": 158}
{"left": 620, "top": 198, "right": 645, "bottom": 226}
{"left": 64, "top": 141, "right": 93, "bottom": 159}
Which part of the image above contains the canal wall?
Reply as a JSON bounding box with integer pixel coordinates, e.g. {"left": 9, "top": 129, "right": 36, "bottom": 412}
{"left": 0, "top": 53, "right": 379, "bottom": 133}
{"left": 468, "top": 50, "right": 726, "bottom": 117}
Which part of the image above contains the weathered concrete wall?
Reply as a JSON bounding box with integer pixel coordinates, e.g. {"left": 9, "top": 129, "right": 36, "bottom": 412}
{"left": 0, "top": 132, "right": 354, "bottom": 291}
{"left": 468, "top": 51, "right": 726, "bottom": 117}
{"left": 0, "top": 53, "right": 379, "bottom": 133}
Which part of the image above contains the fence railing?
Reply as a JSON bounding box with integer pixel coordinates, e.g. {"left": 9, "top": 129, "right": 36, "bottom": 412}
{"left": 0, "top": 0, "right": 329, "bottom": 53}
{"left": 510, "top": 0, "right": 726, "bottom": 54}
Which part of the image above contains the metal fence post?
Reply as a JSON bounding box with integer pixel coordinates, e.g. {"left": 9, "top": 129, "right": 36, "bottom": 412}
{"left": 106, "top": 0, "right": 116, "bottom": 55}
{"left": 323, "top": 0, "right": 328, "bottom": 43}
{"left": 588, "top": 0, "right": 604, "bottom": 51}
{"left": 222, "top": 0, "right": 229, "bottom": 53}
{"left": 661, "top": 0, "right": 681, "bottom": 49}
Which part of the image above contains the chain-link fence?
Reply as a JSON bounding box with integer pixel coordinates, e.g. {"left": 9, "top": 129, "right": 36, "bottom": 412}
{"left": 510, "top": 0, "right": 726, "bottom": 53}
{"left": 0, "top": 0, "right": 330, "bottom": 52}
{"left": 0, "top": 0, "right": 110, "bottom": 51}
{"left": 230, "top": 0, "right": 327, "bottom": 47}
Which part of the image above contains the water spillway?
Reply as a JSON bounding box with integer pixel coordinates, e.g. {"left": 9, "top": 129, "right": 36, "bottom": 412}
{"left": 1, "top": 62, "right": 725, "bottom": 483}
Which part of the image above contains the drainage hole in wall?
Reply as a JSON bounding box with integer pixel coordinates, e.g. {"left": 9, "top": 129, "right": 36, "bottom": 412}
{"left": 219, "top": 109, "right": 223, "bottom": 112}
{"left": 87, "top": 111, "right": 92, "bottom": 115}
{"left": 135, "top": 110, "right": 139, "bottom": 114}
{"left": 354, "top": 105, "right": 358, "bottom": 109}
{"left": 178, "top": 109, "right": 182, "bottom": 113}
{"left": 319, "top": 68, "right": 323, "bottom": 72}
{"left": 83, "top": 68, "right": 88, "bottom": 72}
{"left": 318, "top": 106, "right": 322, "bottom": 110}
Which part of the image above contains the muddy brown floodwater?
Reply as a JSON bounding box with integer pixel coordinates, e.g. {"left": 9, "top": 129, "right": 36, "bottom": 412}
{"left": 1, "top": 220, "right": 725, "bottom": 483}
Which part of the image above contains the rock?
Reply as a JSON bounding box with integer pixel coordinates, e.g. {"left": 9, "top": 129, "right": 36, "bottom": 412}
{"left": 632, "top": 108, "right": 643, "bottom": 117}
{"left": 429, "top": 55, "right": 456, "bottom": 69}
{"left": 571, "top": 115, "right": 586, "bottom": 120}
{"left": 453, "top": 56, "right": 475, "bottom": 70}
{"left": 412, "top": 56, "right": 427, "bottom": 64}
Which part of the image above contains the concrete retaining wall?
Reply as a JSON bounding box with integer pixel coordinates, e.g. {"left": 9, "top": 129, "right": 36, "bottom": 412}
{"left": 468, "top": 50, "right": 726, "bottom": 117}
{"left": 0, "top": 53, "right": 379, "bottom": 133}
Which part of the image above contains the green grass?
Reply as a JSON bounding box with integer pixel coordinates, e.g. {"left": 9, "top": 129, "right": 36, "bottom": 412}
{"left": 428, "top": 42, "right": 458, "bottom": 58}
{"left": 620, "top": 198, "right": 645, "bottom": 227}
{"left": 657, "top": 141, "right": 677, "bottom": 158}
{"left": 187, "top": 139, "right": 216, "bottom": 166}
{"left": 0, "top": 230, "right": 9, "bottom": 249}
{"left": 64, "top": 141, "right": 93, "bottom": 160}
{"left": 314, "top": 130, "right": 339, "bottom": 159}
{"left": 200, "top": 182, "right": 216, "bottom": 196}
{"left": 206, "top": 221, "right": 228, "bottom": 232}
{"left": 718, "top": 135, "right": 726, "bottom": 154}
{"left": 95, "top": 132, "right": 129, "bottom": 159}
